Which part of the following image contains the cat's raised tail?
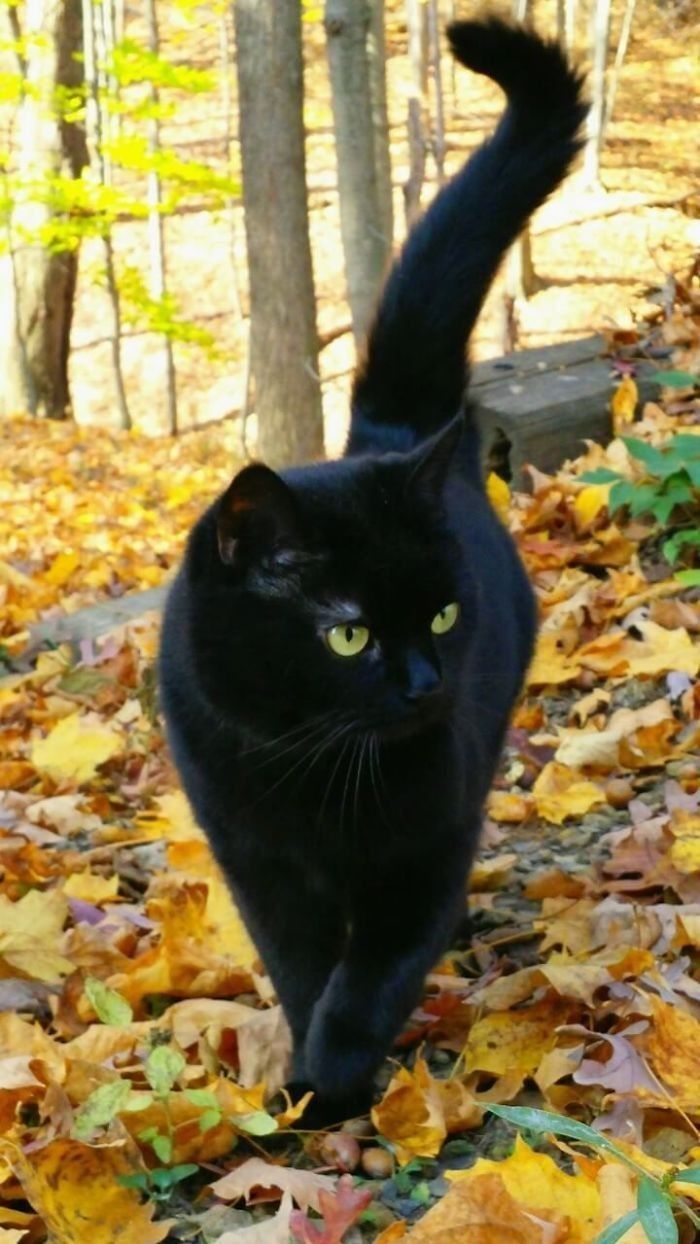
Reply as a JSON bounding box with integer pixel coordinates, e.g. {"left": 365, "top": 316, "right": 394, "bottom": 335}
{"left": 348, "top": 17, "right": 587, "bottom": 456}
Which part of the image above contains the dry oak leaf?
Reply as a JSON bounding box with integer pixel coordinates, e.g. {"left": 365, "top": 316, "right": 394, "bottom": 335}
{"left": 407, "top": 1171, "right": 567, "bottom": 1243}
{"left": 6, "top": 1136, "right": 170, "bottom": 1243}
{"left": 0, "top": 889, "right": 74, "bottom": 982}
{"left": 460, "top": 998, "right": 578, "bottom": 1079}
{"left": 210, "top": 1156, "right": 336, "bottom": 1213}
{"left": 371, "top": 1058, "right": 481, "bottom": 1165}
{"left": 31, "top": 713, "right": 122, "bottom": 785}
{"left": 611, "top": 376, "right": 638, "bottom": 436}
{"left": 532, "top": 764, "right": 605, "bottom": 826}
{"left": 526, "top": 634, "right": 581, "bottom": 688}
{"left": 445, "top": 1136, "right": 601, "bottom": 1243}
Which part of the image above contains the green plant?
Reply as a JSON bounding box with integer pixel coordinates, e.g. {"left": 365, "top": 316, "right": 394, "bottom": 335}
{"left": 582, "top": 432, "right": 700, "bottom": 584}
{"left": 487, "top": 1105, "right": 700, "bottom": 1243}
{"left": 118, "top": 1163, "right": 198, "bottom": 1203}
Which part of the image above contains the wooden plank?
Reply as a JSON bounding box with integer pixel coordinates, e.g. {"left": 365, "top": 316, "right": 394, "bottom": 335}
{"left": 472, "top": 334, "right": 661, "bottom": 484}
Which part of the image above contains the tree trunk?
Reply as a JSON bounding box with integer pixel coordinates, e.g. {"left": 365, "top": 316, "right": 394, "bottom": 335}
{"left": 234, "top": 0, "right": 323, "bottom": 467}
{"left": 82, "top": 0, "right": 130, "bottom": 430}
{"left": 0, "top": 0, "right": 87, "bottom": 419}
{"left": 403, "top": 0, "right": 428, "bottom": 225}
{"left": 367, "top": 0, "right": 394, "bottom": 253}
{"left": 145, "top": 0, "right": 178, "bottom": 435}
{"left": 427, "top": 0, "right": 445, "bottom": 182}
{"left": 325, "top": 0, "right": 392, "bottom": 346}
{"left": 583, "top": 0, "right": 613, "bottom": 187}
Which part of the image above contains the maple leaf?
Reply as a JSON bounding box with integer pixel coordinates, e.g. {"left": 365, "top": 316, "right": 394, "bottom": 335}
{"left": 7, "top": 1136, "right": 171, "bottom": 1244}
{"left": 445, "top": 1136, "right": 601, "bottom": 1242}
{"left": 289, "top": 1174, "right": 373, "bottom": 1244}
{"left": 31, "top": 712, "right": 123, "bottom": 785}
{"left": 210, "top": 1157, "right": 336, "bottom": 1213}
{"left": 0, "top": 890, "right": 74, "bottom": 982}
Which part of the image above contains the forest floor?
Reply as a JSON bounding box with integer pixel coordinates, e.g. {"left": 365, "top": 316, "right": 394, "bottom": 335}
{"left": 67, "top": 0, "right": 700, "bottom": 448}
{"left": 0, "top": 273, "right": 699, "bottom": 1242}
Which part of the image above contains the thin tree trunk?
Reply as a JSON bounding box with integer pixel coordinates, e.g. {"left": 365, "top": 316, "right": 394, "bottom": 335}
{"left": 565, "top": 0, "right": 578, "bottom": 50}
{"left": 427, "top": 0, "right": 445, "bottom": 182}
{"left": 0, "top": 0, "right": 87, "bottom": 419}
{"left": 234, "top": 0, "right": 323, "bottom": 466}
{"left": 404, "top": 0, "right": 428, "bottom": 225}
{"left": 604, "top": 0, "right": 637, "bottom": 135}
{"left": 82, "top": 0, "right": 130, "bottom": 429}
{"left": 583, "top": 0, "right": 613, "bottom": 187}
{"left": 145, "top": 0, "right": 177, "bottom": 435}
{"left": 325, "top": 0, "right": 391, "bottom": 345}
{"left": 367, "top": 0, "right": 394, "bottom": 252}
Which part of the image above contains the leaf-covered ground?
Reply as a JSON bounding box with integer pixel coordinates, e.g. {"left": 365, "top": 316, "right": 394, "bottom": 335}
{"left": 0, "top": 280, "right": 699, "bottom": 1242}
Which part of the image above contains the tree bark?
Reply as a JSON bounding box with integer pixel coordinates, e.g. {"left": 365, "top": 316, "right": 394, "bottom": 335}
{"left": 367, "top": 0, "right": 394, "bottom": 253}
{"left": 145, "top": 0, "right": 178, "bottom": 435}
{"left": 234, "top": 0, "right": 323, "bottom": 467}
{"left": 82, "top": 0, "right": 130, "bottom": 430}
{"left": 325, "top": 0, "right": 391, "bottom": 345}
{"left": 0, "top": 0, "right": 88, "bottom": 419}
{"left": 403, "top": 0, "right": 428, "bottom": 226}
{"left": 583, "top": 0, "right": 613, "bottom": 187}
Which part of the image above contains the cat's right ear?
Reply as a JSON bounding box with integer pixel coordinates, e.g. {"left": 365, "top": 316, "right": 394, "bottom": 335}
{"left": 216, "top": 464, "right": 302, "bottom": 566}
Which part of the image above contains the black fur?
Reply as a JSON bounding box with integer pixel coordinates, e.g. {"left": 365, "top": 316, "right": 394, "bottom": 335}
{"left": 159, "top": 19, "right": 585, "bottom": 1127}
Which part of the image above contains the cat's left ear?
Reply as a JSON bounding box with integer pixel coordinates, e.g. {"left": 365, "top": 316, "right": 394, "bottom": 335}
{"left": 407, "top": 414, "right": 464, "bottom": 497}
{"left": 217, "top": 464, "right": 302, "bottom": 566}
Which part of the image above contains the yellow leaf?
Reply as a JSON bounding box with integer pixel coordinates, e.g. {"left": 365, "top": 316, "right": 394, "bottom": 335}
{"left": 371, "top": 1059, "right": 480, "bottom": 1165}
{"left": 668, "top": 810, "right": 700, "bottom": 875}
{"left": 63, "top": 871, "right": 120, "bottom": 905}
{"left": 461, "top": 999, "right": 576, "bottom": 1078}
{"left": 573, "top": 484, "right": 610, "bottom": 531}
{"left": 32, "top": 713, "right": 122, "bottom": 784}
{"left": 44, "top": 550, "right": 80, "bottom": 587}
{"left": 611, "top": 375, "right": 638, "bottom": 435}
{"left": 487, "top": 472, "right": 510, "bottom": 521}
{"left": 645, "top": 996, "right": 700, "bottom": 1108}
{"left": 407, "top": 1171, "right": 567, "bottom": 1242}
{"left": 446, "top": 1135, "right": 601, "bottom": 1242}
{"left": 533, "top": 762, "right": 605, "bottom": 825}
{"left": 526, "top": 633, "right": 581, "bottom": 688}
{"left": 0, "top": 890, "right": 74, "bottom": 982}
{"left": 7, "top": 1137, "right": 170, "bottom": 1244}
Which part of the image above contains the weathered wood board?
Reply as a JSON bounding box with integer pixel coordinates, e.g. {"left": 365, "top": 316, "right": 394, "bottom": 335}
{"left": 471, "top": 333, "right": 661, "bottom": 485}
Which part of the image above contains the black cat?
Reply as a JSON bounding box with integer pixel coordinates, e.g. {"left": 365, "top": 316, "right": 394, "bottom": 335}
{"left": 159, "top": 18, "right": 586, "bottom": 1127}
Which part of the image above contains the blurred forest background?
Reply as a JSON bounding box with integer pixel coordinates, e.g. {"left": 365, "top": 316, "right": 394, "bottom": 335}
{"left": 0, "top": 0, "right": 697, "bottom": 467}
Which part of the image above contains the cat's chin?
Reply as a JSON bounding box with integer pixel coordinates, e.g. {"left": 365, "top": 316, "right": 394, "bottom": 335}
{"left": 375, "top": 711, "right": 445, "bottom": 743}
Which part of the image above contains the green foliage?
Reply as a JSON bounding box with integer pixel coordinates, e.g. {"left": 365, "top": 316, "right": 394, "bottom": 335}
{"left": 108, "top": 38, "right": 215, "bottom": 93}
{"left": 487, "top": 1105, "right": 700, "bottom": 1243}
{"left": 582, "top": 432, "right": 700, "bottom": 573}
{"left": 84, "top": 975, "right": 133, "bottom": 1026}
{"left": 119, "top": 264, "right": 221, "bottom": 358}
{"left": 118, "top": 1163, "right": 198, "bottom": 1203}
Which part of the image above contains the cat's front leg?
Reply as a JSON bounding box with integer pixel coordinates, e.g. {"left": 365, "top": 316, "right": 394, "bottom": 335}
{"left": 228, "top": 860, "right": 346, "bottom": 1080}
{"left": 303, "top": 853, "right": 468, "bottom": 1115}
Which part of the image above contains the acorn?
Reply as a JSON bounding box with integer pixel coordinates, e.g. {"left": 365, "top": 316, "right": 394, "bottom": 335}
{"left": 605, "top": 777, "right": 634, "bottom": 809}
{"left": 360, "top": 1146, "right": 395, "bottom": 1179}
{"left": 319, "top": 1132, "right": 361, "bottom": 1173}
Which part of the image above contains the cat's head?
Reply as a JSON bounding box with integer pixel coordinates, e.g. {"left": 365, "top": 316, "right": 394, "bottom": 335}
{"left": 185, "top": 420, "right": 473, "bottom": 746}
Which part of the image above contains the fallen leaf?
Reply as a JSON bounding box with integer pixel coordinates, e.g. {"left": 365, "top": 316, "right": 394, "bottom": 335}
{"left": 31, "top": 713, "right": 122, "bottom": 785}
{"left": 210, "top": 1157, "right": 336, "bottom": 1213}
{"left": 533, "top": 763, "right": 605, "bottom": 825}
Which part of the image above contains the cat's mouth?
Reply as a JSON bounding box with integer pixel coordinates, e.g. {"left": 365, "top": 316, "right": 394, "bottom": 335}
{"left": 373, "top": 700, "right": 448, "bottom": 743}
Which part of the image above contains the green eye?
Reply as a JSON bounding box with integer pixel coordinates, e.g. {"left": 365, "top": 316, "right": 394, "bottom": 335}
{"left": 431, "top": 602, "right": 460, "bottom": 635}
{"left": 326, "top": 623, "right": 370, "bottom": 657}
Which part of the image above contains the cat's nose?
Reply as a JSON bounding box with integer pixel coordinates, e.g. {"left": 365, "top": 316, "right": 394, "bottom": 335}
{"left": 403, "top": 655, "right": 443, "bottom": 704}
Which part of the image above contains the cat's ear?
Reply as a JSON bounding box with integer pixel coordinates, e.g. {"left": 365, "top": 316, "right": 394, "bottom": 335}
{"left": 407, "top": 415, "right": 464, "bottom": 498}
{"left": 217, "top": 464, "right": 302, "bottom": 566}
